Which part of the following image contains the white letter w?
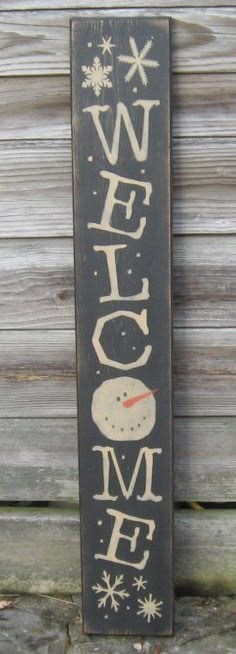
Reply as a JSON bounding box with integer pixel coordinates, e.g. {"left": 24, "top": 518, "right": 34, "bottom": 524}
{"left": 83, "top": 100, "right": 160, "bottom": 165}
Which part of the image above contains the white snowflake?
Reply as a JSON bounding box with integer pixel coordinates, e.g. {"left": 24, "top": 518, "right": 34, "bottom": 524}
{"left": 132, "top": 575, "right": 147, "bottom": 591}
{"left": 118, "top": 37, "right": 159, "bottom": 86}
{"left": 82, "top": 57, "right": 112, "bottom": 96}
{"left": 137, "top": 593, "right": 163, "bottom": 623}
{"left": 98, "top": 36, "right": 115, "bottom": 55}
{"left": 92, "top": 570, "right": 129, "bottom": 612}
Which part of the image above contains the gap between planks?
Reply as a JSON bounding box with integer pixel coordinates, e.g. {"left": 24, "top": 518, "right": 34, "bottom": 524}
{"left": 0, "top": 9, "right": 236, "bottom": 76}
{"left": 0, "top": 235, "right": 235, "bottom": 328}
{"left": 0, "top": 329, "right": 235, "bottom": 417}
{"left": 0, "top": 507, "right": 235, "bottom": 594}
{"left": 0, "top": 416, "right": 235, "bottom": 502}
{"left": 0, "top": 138, "right": 236, "bottom": 237}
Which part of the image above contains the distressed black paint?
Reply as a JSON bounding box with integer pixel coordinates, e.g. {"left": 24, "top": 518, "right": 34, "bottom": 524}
{"left": 71, "top": 14, "right": 173, "bottom": 635}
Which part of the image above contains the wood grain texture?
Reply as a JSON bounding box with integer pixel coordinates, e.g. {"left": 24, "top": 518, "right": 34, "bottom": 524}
{"left": 0, "top": 9, "right": 236, "bottom": 75}
{"left": 0, "top": 329, "right": 235, "bottom": 418}
{"left": 0, "top": 239, "right": 74, "bottom": 328}
{"left": 173, "top": 74, "right": 236, "bottom": 138}
{"left": 0, "top": 507, "right": 235, "bottom": 594}
{"left": 0, "top": 141, "right": 72, "bottom": 238}
{"left": 173, "top": 235, "right": 236, "bottom": 326}
{"left": 0, "top": 417, "right": 235, "bottom": 502}
{"left": 0, "top": 330, "right": 76, "bottom": 418}
{"left": 0, "top": 236, "right": 235, "bottom": 329}
{"left": 3, "top": 1, "right": 236, "bottom": 9}
{"left": 1, "top": 139, "right": 236, "bottom": 238}
{"left": 1, "top": 75, "right": 236, "bottom": 141}
{"left": 0, "top": 1, "right": 234, "bottom": 600}
{"left": 174, "top": 417, "right": 236, "bottom": 501}
{"left": 0, "top": 418, "right": 78, "bottom": 502}
{"left": 0, "top": 77, "right": 71, "bottom": 141}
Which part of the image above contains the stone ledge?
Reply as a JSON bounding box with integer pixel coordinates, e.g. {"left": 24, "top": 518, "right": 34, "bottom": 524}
{"left": 0, "top": 595, "right": 235, "bottom": 654}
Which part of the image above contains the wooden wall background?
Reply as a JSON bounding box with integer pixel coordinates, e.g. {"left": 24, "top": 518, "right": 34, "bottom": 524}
{"left": 0, "top": 0, "right": 236, "bottom": 594}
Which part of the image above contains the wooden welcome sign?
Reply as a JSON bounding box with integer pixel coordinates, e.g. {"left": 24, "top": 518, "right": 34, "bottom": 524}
{"left": 71, "top": 14, "right": 173, "bottom": 635}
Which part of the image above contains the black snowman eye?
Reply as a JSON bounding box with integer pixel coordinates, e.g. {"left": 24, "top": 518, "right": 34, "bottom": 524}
{"left": 123, "top": 392, "right": 128, "bottom": 398}
{"left": 105, "top": 417, "right": 108, "bottom": 421}
{"left": 116, "top": 396, "right": 121, "bottom": 402}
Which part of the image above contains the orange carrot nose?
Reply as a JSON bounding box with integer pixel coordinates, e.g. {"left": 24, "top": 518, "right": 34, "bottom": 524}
{"left": 122, "top": 388, "right": 158, "bottom": 408}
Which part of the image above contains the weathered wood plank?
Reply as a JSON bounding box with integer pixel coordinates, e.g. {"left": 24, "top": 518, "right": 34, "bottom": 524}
{"left": 1, "top": 139, "right": 236, "bottom": 237}
{"left": 0, "top": 418, "right": 78, "bottom": 501}
{"left": 0, "top": 330, "right": 76, "bottom": 418}
{"left": 0, "top": 417, "right": 235, "bottom": 502}
{"left": 176, "top": 510, "right": 236, "bottom": 594}
{"left": 173, "top": 74, "right": 236, "bottom": 138}
{"left": 1, "top": 75, "right": 236, "bottom": 141}
{"left": 0, "top": 236, "right": 235, "bottom": 328}
{"left": 0, "top": 508, "right": 235, "bottom": 594}
{"left": 3, "top": 1, "right": 236, "bottom": 9}
{"left": 173, "top": 235, "right": 236, "bottom": 326}
{"left": 0, "top": 77, "right": 71, "bottom": 141}
{"left": 0, "top": 329, "right": 235, "bottom": 417}
{"left": 174, "top": 417, "right": 236, "bottom": 501}
{"left": 174, "top": 329, "right": 236, "bottom": 416}
{"left": 0, "top": 142, "right": 72, "bottom": 238}
{"left": 0, "top": 239, "right": 74, "bottom": 328}
{"left": 0, "top": 9, "right": 236, "bottom": 75}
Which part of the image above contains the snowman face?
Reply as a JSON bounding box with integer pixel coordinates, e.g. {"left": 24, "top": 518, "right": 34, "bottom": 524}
{"left": 91, "top": 376, "right": 156, "bottom": 441}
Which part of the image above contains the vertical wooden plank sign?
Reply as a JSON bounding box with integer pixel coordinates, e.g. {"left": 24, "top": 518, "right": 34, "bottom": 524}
{"left": 71, "top": 14, "right": 173, "bottom": 635}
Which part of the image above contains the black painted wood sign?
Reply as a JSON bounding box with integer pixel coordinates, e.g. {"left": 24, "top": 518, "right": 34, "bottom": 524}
{"left": 71, "top": 14, "right": 173, "bottom": 636}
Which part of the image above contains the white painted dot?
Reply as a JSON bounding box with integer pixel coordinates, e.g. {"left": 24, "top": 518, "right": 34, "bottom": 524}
{"left": 94, "top": 271, "right": 98, "bottom": 276}
{"left": 126, "top": 605, "right": 131, "bottom": 610}
{"left": 88, "top": 155, "right": 93, "bottom": 162}
{"left": 141, "top": 169, "right": 145, "bottom": 174}
{"left": 96, "top": 370, "right": 101, "bottom": 375}
{"left": 93, "top": 190, "right": 97, "bottom": 195}
{"left": 133, "top": 87, "right": 137, "bottom": 93}
{"left": 100, "top": 538, "right": 104, "bottom": 543}
{"left": 122, "top": 455, "right": 125, "bottom": 460}
{"left": 97, "top": 520, "right": 102, "bottom": 526}
{"left": 121, "top": 331, "right": 126, "bottom": 336}
{"left": 136, "top": 252, "right": 141, "bottom": 258}
{"left": 128, "top": 269, "right": 132, "bottom": 275}
{"left": 132, "top": 346, "right": 136, "bottom": 351}
{"left": 87, "top": 42, "right": 92, "bottom": 47}
{"left": 104, "top": 614, "right": 109, "bottom": 619}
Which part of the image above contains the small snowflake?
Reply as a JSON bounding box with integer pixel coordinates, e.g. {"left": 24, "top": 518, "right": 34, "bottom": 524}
{"left": 137, "top": 593, "right": 163, "bottom": 623}
{"left": 98, "top": 36, "right": 115, "bottom": 55}
{"left": 118, "top": 37, "right": 159, "bottom": 86}
{"left": 132, "top": 575, "right": 147, "bottom": 591}
{"left": 82, "top": 57, "right": 112, "bottom": 96}
{"left": 92, "top": 570, "right": 129, "bottom": 612}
